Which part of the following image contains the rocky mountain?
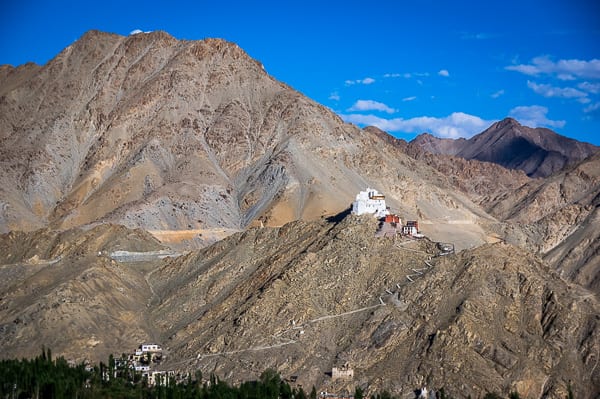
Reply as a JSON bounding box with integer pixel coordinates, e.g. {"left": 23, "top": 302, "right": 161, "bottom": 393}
{"left": 409, "top": 118, "right": 599, "bottom": 178}
{"left": 487, "top": 152, "right": 600, "bottom": 293}
{"left": 0, "top": 30, "right": 493, "bottom": 250}
{"left": 0, "top": 216, "right": 597, "bottom": 398}
{"left": 1, "top": 30, "right": 599, "bottom": 399}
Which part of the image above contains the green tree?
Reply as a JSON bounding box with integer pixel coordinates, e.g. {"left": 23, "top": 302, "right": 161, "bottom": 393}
{"left": 259, "top": 368, "right": 281, "bottom": 399}
{"left": 295, "top": 387, "right": 307, "bottom": 399}
{"left": 567, "top": 383, "right": 574, "bottom": 399}
{"left": 355, "top": 386, "right": 364, "bottom": 399}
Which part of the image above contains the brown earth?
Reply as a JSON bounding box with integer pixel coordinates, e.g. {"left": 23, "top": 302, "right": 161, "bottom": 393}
{"left": 1, "top": 30, "right": 496, "bottom": 251}
{"left": 0, "top": 216, "right": 597, "bottom": 398}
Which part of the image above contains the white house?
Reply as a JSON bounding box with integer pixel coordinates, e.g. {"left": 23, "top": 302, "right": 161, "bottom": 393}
{"left": 140, "top": 344, "right": 162, "bottom": 352}
{"left": 351, "top": 188, "right": 389, "bottom": 218}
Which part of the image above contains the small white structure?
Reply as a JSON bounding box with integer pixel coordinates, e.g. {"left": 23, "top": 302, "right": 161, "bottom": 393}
{"left": 140, "top": 344, "right": 162, "bottom": 352}
{"left": 351, "top": 188, "right": 389, "bottom": 218}
{"left": 331, "top": 363, "right": 354, "bottom": 380}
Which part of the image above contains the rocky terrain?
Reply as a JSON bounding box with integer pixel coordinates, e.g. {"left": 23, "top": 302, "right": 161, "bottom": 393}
{"left": 1, "top": 30, "right": 599, "bottom": 398}
{"left": 487, "top": 152, "right": 600, "bottom": 293}
{"left": 0, "top": 216, "right": 597, "bottom": 398}
{"left": 409, "top": 118, "right": 599, "bottom": 177}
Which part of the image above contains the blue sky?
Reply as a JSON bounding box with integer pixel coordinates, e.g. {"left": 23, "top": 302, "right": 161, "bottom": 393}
{"left": 2, "top": 1, "right": 599, "bottom": 145}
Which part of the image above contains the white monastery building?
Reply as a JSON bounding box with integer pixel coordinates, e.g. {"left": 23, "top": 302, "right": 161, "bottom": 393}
{"left": 351, "top": 188, "right": 389, "bottom": 218}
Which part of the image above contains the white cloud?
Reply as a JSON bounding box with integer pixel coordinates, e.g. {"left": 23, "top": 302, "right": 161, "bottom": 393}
{"left": 438, "top": 69, "right": 450, "bottom": 77}
{"left": 506, "top": 55, "right": 600, "bottom": 80}
{"left": 527, "top": 80, "right": 588, "bottom": 100}
{"left": 578, "top": 81, "right": 600, "bottom": 94}
{"left": 509, "top": 105, "right": 565, "bottom": 129}
{"left": 491, "top": 90, "right": 505, "bottom": 99}
{"left": 384, "top": 72, "right": 428, "bottom": 79}
{"left": 329, "top": 92, "right": 340, "bottom": 101}
{"left": 341, "top": 112, "right": 491, "bottom": 139}
{"left": 584, "top": 102, "right": 600, "bottom": 114}
{"left": 345, "top": 77, "right": 376, "bottom": 86}
{"left": 348, "top": 100, "right": 396, "bottom": 114}
{"left": 129, "top": 29, "right": 153, "bottom": 35}
{"left": 402, "top": 96, "right": 417, "bottom": 102}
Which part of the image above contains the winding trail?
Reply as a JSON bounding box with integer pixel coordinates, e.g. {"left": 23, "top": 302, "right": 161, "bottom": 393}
{"left": 195, "top": 302, "right": 385, "bottom": 360}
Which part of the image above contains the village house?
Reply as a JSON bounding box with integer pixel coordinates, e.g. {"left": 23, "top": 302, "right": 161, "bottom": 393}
{"left": 402, "top": 220, "right": 420, "bottom": 237}
{"left": 331, "top": 363, "right": 354, "bottom": 380}
{"left": 131, "top": 343, "right": 163, "bottom": 363}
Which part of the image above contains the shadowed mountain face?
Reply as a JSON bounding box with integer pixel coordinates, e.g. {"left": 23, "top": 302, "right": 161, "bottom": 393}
{"left": 409, "top": 118, "right": 599, "bottom": 178}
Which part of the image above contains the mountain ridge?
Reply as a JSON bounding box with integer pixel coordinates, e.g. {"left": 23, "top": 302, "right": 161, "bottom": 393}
{"left": 0, "top": 30, "right": 497, "bottom": 252}
{"left": 409, "top": 117, "right": 599, "bottom": 177}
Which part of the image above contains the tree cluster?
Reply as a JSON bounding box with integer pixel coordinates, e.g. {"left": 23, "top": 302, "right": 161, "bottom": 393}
{"left": 0, "top": 349, "right": 311, "bottom": 399}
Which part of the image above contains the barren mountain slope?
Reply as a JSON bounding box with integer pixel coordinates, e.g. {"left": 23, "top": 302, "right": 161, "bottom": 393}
{"left": 1, "top": 30, "right": 493, "bottom": 249}
{"left": 409, "top": 118, "right": 599, "bottom": 177}
{"left": 365, "top": 126, "right": 530, "bottom": 210}
{"left": 149, "top": 216, "right": 598, "bottom": 398}
{"left": 0, "top": 224, "right": 165, "bottom": 360}
{"left": 1, "top": 216, "right": 596, "bottom": 398}
{"left": 408, "top": 132, "right": 466, "bottom": 156}
{"left": 488, "top": 153, "right": 600, "bottom": 292}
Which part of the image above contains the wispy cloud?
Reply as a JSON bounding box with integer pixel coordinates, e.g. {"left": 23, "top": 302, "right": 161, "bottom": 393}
{"left": 345, "top": 77, "right": 375, "bottom": 86}
{"left": 584, "top": 102, "right": 600, "bottom": 114}
{"left": 328, "top": 92, "right": 340, "bottom": 101}
{"left": 129, "top": 29, "right": 152, "bottom": 35}
{"left": 491, "top": 90, "right": 505, "bottom": 99}
{"left": 348, "top": 100, "right": 396, "bottom": 114}
{"left": 438, "top": 69, "right": 450, "bottom": 77}
{"left": 509, "top": 105, "right": 565, "bottom": 128}
{"left": 460, "top": 32, "right": 497, "bottom": 40}
{"left": 402, "top": 96, "right": 417, "bottom": 102}
{"left": 527, "top": 81, "right": 589, "bottom": 103}
{"left": 578, "top": 82, "right": 600, "bottom": 94}
{"left": 506, "top": 56, "right": 600, "bottom": 80}
{"left": 341, "top": 112, "right": 491, "bottom": 139}
{"left": 384, "top": 72, "right": 429, "bottom": 79}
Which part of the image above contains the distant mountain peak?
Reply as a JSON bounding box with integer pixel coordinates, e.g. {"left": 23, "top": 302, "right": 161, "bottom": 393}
{"left": 494, "top": 117, "right": 521, "bottom": 129}
{"left": 409, "top": 117, "right": 598, "bottom": 177}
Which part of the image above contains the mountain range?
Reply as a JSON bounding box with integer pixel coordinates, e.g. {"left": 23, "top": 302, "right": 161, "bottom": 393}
{"left": 0, "top": 30, "right": 598, "bottom": 398}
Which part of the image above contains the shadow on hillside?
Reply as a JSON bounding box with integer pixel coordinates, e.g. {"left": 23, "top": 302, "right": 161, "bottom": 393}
{"left": 325, "top": 207, "right": 352, "bottom": 224}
